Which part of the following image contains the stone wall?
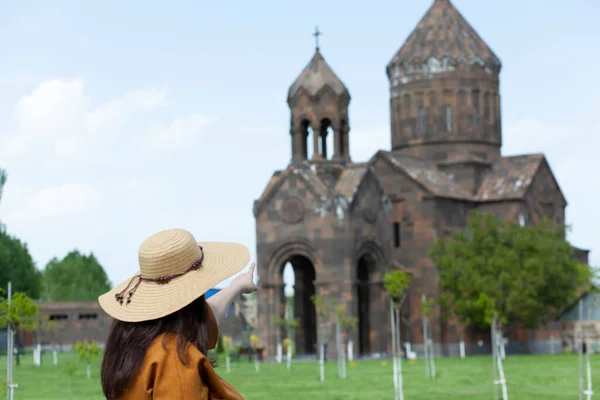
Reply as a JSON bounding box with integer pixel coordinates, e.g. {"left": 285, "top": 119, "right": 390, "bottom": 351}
{"left": 36, "top": 301, "right": 112, "bottom": 346}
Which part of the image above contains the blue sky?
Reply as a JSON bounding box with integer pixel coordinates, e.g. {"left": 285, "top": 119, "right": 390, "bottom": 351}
{"left": 0, "top": 0, "right": 598, "bottom": 291}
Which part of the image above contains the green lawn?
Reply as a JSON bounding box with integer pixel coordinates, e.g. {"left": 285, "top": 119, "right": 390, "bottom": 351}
{"left": 0, "top": 351, "right": 598, "bottom": 399}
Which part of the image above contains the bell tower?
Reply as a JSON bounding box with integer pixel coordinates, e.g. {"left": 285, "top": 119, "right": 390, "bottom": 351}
{"left": 288, "top": 28, "right": 351, "bottom": 165}
{"left": 386, "top": 0, "right": 503, "bottom": 163}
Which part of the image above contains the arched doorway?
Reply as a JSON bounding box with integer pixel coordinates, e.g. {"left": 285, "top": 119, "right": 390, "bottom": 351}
{"left": 357, "top": 253, "right": 377, "bottom": 355}
{"left": 281, "top": 255, "right": 317, "bottom": 355}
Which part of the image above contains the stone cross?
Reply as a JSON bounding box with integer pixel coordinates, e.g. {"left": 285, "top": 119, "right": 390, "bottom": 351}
{"left": 313, "top": 26, "right": 322, "bottom": 50}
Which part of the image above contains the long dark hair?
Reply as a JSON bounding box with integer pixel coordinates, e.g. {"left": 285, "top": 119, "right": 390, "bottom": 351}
{"left": 101, "top": 295, "right": 215, "bottom": 399}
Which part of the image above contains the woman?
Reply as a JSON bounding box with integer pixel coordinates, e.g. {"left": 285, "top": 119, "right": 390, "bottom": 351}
{"left": 98, "top": 228, "right": 257, "bottom": 399}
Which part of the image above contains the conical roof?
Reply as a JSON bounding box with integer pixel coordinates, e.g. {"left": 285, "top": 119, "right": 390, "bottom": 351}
{"left": 387, "top": 0, "right": 501, "bottom": 73}
{"left": 288, "top": 50, "right": 349, "bottom": 102}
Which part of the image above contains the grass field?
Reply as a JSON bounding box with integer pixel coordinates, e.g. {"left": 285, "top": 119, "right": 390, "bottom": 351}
{"left": 0, "top": 351, "right": 598, "bottom": 399}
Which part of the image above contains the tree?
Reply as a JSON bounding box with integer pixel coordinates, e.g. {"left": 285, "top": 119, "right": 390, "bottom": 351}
{"left": 430, "top": 211, "right": 590, "bottom": 332}
{"left": 310, "top": 295, "right": 357, "bottom": 380}
{"left": 0, "top": 230, "right": 43, "bottom": 299}
{"left": 73, "top": 340, "right": 100, "bottom": 380}
{"left": 0, "top": 169, "right": 43, "bottom": 299}
{"left": 65, "top": 360, "right": 77, "bottom": 396}
{"left": 332, "top": 303, "right": 358, "bottom": 363}
{"left": 383, "top": 270, "right": 412, "bottom": 400}
{"left": 0, "top": 291, "right": 40, "bottom": 332}
{"left": 1, "top": 290, "right": 39, "bottom": 399}
{"left": 39, "top": 319, "right": 60, "bottom": 365}
{"left": 0, "top": 168, "right": 6, "bottom": 204}
{"left": 421, "top": 295, "right": 436, "bottom": 379}
{"left": 334, "top": 303, "right": 359, "bottom": 338}
{"left": 222, "top": 336, "right": 233, "bottom": 372}
{"left": 273, "top": 315, "right": 300, "bottom": 371}
{"left": 250, "top": 334, "right": 261, "bottom": 372}
{"left": 42, "top": 250, "right": 111, "bottom": 301}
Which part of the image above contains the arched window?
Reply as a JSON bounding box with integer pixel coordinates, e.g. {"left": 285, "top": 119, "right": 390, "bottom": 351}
{"left": 484, "top": 92, "right": 491, "bottom": 121}
{"left": 472, "top": 90, "right": 480, "bottom": 134}
{"left": 428, "top": 92, "right": 437, "bottom": 132}
{"left": 445, "top": 106, "right": 452, "bottom": 133}
{"left": 319, "top": 119, "right": 334, "bottom": 159}
{"left": 458, "top": 90, "right": 468, "bottom": 133}
{"left": 301, "top": 120, "right": 313, "bottom": 160}
{"left": 418, "top": 107, "right": 425, "bottom": 136}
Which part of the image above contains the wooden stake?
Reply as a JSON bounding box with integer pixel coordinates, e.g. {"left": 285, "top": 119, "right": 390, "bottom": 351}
{"left": 492, "top": 316, "right": 499, "bottom": 400}
{"left": 6, "top": 281, "right": 17, "bottom": 400}
{"left": 347, "top": 340, "right": 354, "bottom": 362}
{"left": 585, "top": 347, "right": 593, "bottom": 399}
{"left": 340, "top": 342, "right": 347, "bottom": 379}
{"left": 276, "top": 343, "right": 283, "bottom": 364}
{"left": 428, "top": 338, "right": 436, "bottom": 379}
{"left": 580, "top": 299, "right": 584, "bottom": 400}
{"left": 394, "top": 305, "right": 404, "bottom": 400}
{"left": 319, "top": 344, "right": 325, "bottom": 382}
{"left": 390, "top": 300, "right": 400, "bottom": 400}
{"left": 336, "top": 317, "right": 344, "bottom": 379}
{"left": 492, "top": 316, "right": 508, "bottom": 400}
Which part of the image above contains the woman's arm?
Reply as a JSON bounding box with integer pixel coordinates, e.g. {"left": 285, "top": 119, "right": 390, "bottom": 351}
{"left": 207, "top": 262, "right": 257, "bottom": 326}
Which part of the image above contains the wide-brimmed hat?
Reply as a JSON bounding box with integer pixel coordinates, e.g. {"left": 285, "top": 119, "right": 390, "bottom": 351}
{"left": 98, "top": 228, "right": 250, "bottom": 322}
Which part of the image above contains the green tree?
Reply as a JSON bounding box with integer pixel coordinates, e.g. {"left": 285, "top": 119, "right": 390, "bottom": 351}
{"left": 73, "top": 340, "right": 100, "bottom": 380}
{"left": 0, "top": 168, "right": 6, "bottom": 203}
{"left": 39, "top": 318, "right": 60, "bottom": 346}
{"left": 383, "top": 270, "right": 412, "bottom": 306}
{"left": 42, "top": 250, "right": 111, "bottom": 301}
{"left": 65, "top": 359, "right": 77, "bottom": 396}
{"left": 335, "top": 303, "right": 358, "bottom": 337}
{"left": 430, "top": 211, "right": 590, "bottom": 331}
{"left": 0, "top": 230, "right": 42, "bottom": 299}
{"left": 0, "top": 170, "right": 43, "bottom": 299}
{"left": 0, "top": 291, "right": 40, "bottom": 332}
{"left": 273, "top": 315, "right": 300, "bottom": 339}
{"left": 383, "top": 270, "right": 412, "bottom": 400}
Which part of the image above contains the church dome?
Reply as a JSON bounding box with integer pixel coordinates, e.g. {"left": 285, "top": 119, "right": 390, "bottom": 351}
{"left": 288, "top": 50, "right": 350, "bottom": 104}
{"left": 387, "top": 0, "right": 503, "bottom": 162}
{"left": 387, "top": 0, "right": 501, "bottom": 80}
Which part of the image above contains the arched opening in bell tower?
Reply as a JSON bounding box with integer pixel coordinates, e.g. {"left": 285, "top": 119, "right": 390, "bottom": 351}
{"left": 301, "top": 119, "right": 314, "bottom": 160}
{"left": 281, "top": 255, "right": 317, "bottom": 355}
{"left": 318, "top": 118, "right": 335, "bottom": 160}
{"left": 356, "top": 253, "right": 377, "bottom": 355}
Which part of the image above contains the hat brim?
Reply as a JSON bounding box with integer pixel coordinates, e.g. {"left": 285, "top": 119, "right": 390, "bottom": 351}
{"left": 98, "top": 242, "right": 250, "bottom": 323}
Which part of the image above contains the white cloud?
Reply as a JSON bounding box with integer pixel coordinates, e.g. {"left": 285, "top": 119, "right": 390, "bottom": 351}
{"left": 5, "top": 183, "right": 101, "bottom": 223}
{"left": 0, "top": 78, "right": 217, "bottom": 281}
{"left": 13, "top": 78, "right": 86, "bottom": 138}
{"left": 0, "top": 79, "right": 195, "bottom": 166}
{"left": 141, "top": 114, "right": 214, "bottom": 154}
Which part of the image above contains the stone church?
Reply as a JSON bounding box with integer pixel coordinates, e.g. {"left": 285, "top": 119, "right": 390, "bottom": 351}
{"left": 254, "top": 0, "right": 589, "bottom": 358}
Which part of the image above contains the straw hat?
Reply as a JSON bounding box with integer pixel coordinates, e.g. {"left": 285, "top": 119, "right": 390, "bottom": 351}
{"left": 98, "top": 228, "right": 250, "bottom": 322}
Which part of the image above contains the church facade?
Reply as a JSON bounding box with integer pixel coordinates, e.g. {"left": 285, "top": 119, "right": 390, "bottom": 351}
{"left": 254, "top": 0, "right": 589, "bottom": 358}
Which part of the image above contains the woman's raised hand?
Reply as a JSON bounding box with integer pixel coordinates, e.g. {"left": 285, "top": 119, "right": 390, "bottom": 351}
{"left": 232, "top": 262, "right": 258, "bottom": 294}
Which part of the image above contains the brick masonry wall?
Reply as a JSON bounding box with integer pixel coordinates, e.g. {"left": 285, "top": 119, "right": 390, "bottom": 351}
{"left": 34, "top": 301, "right": 112, "bottom": 346}
{"left": 390, "top": 69, "right": 502, "bottom": 163}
